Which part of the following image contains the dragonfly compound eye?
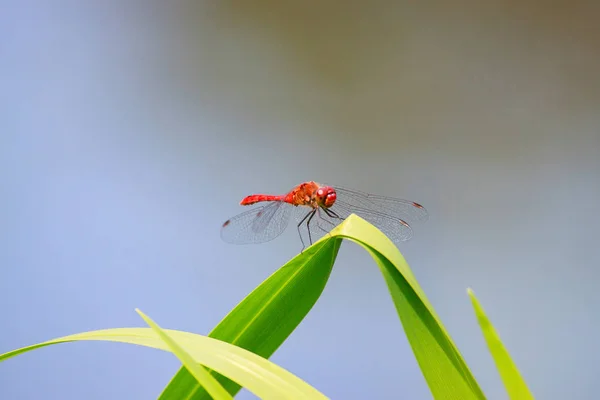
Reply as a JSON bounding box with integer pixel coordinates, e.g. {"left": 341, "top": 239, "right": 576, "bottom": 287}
{"left": 323, "top": 190, "right": 337, "bottom": 207}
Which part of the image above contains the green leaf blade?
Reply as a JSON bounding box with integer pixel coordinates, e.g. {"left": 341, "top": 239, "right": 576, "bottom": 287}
{"left": 136, "top": 309, "right": 232, "bottom": 400}
{"left": 164, "top": 214, "right": 487, "bottom": 400}
{"left": 331, "top": 215, "right": 486, "bottom": 400}
{"left": 0, "top": 327, "right": 329, "bottom": 400}
{"left": 468, "top": 288, "right": 534, "bottom": 400}
{"left": 160, "top": 238, "right": 341, "bottom": 399}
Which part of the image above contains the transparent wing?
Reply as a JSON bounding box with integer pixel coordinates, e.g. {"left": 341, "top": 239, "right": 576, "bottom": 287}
{"left": 220, "top": 201, "right": 293, "bottom": 244}
{"left": 332, "top": 186, "right": 429, "bottom": 223}
{"left": 328, "top": 200, "right": 414, "bottom": 243}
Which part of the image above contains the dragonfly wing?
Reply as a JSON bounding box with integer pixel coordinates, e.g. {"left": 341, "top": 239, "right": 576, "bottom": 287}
{"left": 332, "top": 186, "right": 428, "bottom": 222}
{"left": 221, "top": 202, "right": 292, "bottom": 244}
{"left": 329, "top": 200, "right": 414, "bottom": 243}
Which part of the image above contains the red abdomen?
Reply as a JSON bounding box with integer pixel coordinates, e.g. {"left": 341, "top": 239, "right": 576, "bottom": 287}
{"left": 240, "top": 194, "right": 284, "bottom": 206}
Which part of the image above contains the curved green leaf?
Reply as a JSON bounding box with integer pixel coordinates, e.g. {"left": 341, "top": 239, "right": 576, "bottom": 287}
{"left": 331, "top": 215, "right": 486, "bottom": 400}
{"left": 0, "top": 324, "right": 329, "bottom": 400}
{"left": 163, "top": 214, "right": 485, "bottom": 400}
{"left": 468, "top": 288, "right": 533, "bottom": 400}
{"left": 160, "top": 238, "right": 341, "bottom": 399}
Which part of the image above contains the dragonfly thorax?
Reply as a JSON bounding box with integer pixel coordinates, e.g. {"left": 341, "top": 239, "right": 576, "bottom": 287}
{"left": 283, "top": 181, "right": 337, "bottom": 209}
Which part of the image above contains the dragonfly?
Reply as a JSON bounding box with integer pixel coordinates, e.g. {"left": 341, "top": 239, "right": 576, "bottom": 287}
{"left": 221, "top": 181, "right": 428, "bottom": 250}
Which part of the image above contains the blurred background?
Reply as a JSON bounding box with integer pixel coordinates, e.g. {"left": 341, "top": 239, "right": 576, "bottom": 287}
{"left": 2, "top": 1, "right": 599, "bottom": 399}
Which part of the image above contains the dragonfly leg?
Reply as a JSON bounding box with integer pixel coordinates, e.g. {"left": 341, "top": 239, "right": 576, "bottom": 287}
{"left": 313, "top": 208, "right": 338, "bottom": 243}
{"left": 323, "top": 207, "right": 343, "bottom": 221}
{"left": 297, "top": 209, "right": 314, "bottom": 252}
{"left": 305, "top": 209, "right": 317, "bottom": 246}
{"left": 316, "top": 208, "right": 336, "bottom": 232}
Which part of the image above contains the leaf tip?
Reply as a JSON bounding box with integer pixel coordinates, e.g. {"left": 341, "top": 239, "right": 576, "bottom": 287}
{"left": 135, "top": 309, "right": 153, "bottom": 327}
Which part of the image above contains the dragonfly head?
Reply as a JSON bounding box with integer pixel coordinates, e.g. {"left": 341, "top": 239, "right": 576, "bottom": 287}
{"left": 316, "top": 186, "right": 337, "bottom": 208}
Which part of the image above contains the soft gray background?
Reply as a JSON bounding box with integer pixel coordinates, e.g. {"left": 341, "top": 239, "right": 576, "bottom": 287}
{"left": 2, "top": 1, "right": 599, "bottom": 399}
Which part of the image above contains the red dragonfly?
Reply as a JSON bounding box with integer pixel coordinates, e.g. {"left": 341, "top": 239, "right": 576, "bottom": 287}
{"left": 221, "top": 181, "right": 428, "bottom": 249}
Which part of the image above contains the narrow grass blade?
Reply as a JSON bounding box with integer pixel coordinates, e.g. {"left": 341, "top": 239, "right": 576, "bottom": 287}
{"left": 467, "top": 288, "right": 534, "bottom": 400}
{"left": 0, "top": 327, "right": 329, "bottom": 400}
{"left": 329, "top": 215, "right": 486, "bottom": 400}
{"left": 135, "top": 309, "right": 232, "bottom": 400}
{"left": 160, "top": 238, "right": 341, "bottom": 399}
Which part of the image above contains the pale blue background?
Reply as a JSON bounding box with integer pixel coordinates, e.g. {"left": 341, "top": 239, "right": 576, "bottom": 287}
{"left": 2, "top": 1, "right": 600, "bottom": 399}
